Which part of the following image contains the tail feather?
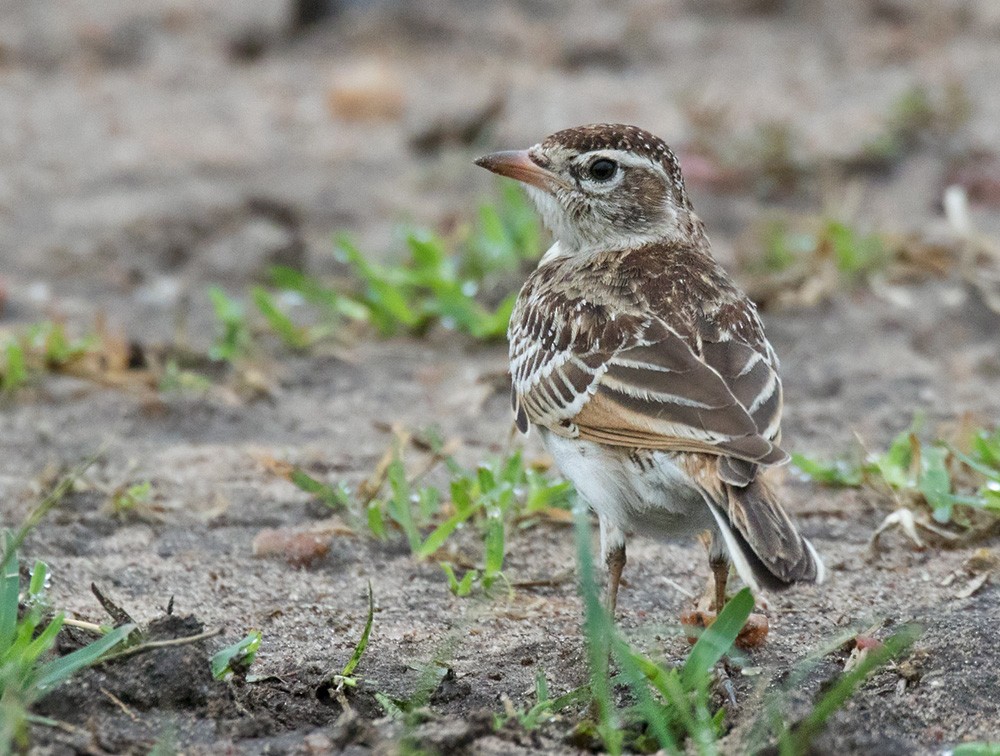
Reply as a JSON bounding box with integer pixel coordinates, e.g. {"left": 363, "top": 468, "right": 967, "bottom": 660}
{"left": 704, "top": 477, "right": 825, "bottom": 592}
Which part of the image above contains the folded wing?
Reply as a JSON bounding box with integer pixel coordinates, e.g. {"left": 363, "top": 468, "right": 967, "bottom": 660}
{"left": 509, "top": 294, "right": 786, "bottom": 468}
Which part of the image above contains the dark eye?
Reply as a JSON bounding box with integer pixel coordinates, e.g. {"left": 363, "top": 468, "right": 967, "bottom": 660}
{"left": 588, "top": 158, "right": 618, "bottom": 182}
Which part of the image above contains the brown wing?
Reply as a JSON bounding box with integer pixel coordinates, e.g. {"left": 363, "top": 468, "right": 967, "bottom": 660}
{"left": 509, "top": 275, "right": 785, "bottom": 467}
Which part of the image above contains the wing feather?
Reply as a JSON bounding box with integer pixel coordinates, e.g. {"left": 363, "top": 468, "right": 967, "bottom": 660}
{"left": 508, "top": 245, "right": 787, "bottom": 467}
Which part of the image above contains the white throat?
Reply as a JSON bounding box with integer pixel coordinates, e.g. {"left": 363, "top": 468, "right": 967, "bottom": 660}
{"left": 525, "top": 185, "right": 686, "bottom": 258}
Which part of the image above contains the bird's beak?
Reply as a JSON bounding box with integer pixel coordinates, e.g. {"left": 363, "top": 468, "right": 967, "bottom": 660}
{"left": 474, "top": 150, "right": 558, "bottom": 193}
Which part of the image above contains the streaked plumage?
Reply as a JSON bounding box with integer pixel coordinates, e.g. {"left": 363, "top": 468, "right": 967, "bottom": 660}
{"left": 476, "top": 124, "right": 823, "bottom": 613}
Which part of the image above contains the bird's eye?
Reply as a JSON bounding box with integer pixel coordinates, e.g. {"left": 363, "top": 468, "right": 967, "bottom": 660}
{"left": 588, "top": 158, "right": 618, "bottom": 182}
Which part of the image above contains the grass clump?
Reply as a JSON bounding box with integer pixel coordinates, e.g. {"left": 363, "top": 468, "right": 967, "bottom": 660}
{"left": 753, "top": 218, "right": 887, "bottom": 279}
{"left": 572, "top": 504, "right": 922, "bottom": 753}
{"left": 1, "top": 464, "right": 137, "bottom": 752}
{"left": 793, "top": 418, "right": 1000, "bottom": 533}
{"left": 572, "top": 504, "right": 753, "bottom": 754}
{"left": 0, "top": 321, "right": 113, "bottom": 393}
{"left": 289, "top": 185, "right": 541, "bottom": 340}
{"left": 494, "top": 672, "right": 591, "bottom": 732}
{"left": 738, "top": 215, "right": 896, "bottom": 311}
{"left": 281, "top": 431, "right": 572, "bottom": 597}
{"left": 209, "top": 186, "right": 544, "bottom": 356}
{"left": 367, "top": 446, "right": 572, "bottom": 596}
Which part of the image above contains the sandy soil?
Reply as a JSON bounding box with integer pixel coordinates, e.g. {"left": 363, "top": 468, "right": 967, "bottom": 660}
{"left": 2, "top": 1, "right": 1000, "bottom": 753}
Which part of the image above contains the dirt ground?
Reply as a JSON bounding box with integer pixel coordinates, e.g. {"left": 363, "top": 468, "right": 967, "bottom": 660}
{"left": 3, "top": 1, "right": 1000, "bottom": 753}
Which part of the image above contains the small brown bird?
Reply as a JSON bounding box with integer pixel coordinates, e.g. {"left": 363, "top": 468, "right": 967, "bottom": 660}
{"left": 475, "top": 124, "right": 824, "bottom": 618}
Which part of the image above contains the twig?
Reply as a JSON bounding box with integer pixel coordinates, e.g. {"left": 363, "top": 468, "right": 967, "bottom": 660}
{"left": 91, "top": 583, "right": 137, "bottom": 626}
{"left": 96, "top": 628, "right": 223, "bottom": 664}
{"left": 100, "top": 687, "right": 140, "bottom": 723}
{"left": 63, "top": 618, "right": 106, "bottom": 634}
{"left": 512, "top": 572, "right": 573, "bottom": 589}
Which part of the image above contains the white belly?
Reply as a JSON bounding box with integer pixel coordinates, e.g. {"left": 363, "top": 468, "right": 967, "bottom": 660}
{"left": 542, "top": 430, "right": 714, "bottom": 545}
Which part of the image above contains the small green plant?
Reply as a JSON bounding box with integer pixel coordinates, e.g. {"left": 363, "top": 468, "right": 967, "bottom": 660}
{"left": 793, "top": 420, "right": 1000, "bottom": 529}
{"left": 109, "top": 481, "right": 153, "bottom": 520}
{"left": 208, "top": 284, "right": 337, "bottom": 364}
{"left": 264, "top": 188, "right": 544, "bottom": 343}
{"left": 207, "top": 286, "right": 253, "bottom": 362}
{"left": 204, "top": 190, "right": 544, "bottom": 353}
{"left": 326, "top": 231, "right": 518, "bottom": 339}
{"left": 461, "top": 183, "right": 545, "bottom": 280}
{"left": 323, "top": 582, "right": 374, "bottom": 697}
{"left": 281, "top": 436, "right": 573, "bottom": 597}
{"left": 573, "top": 504, "right": 753, "bottom": 754}
{"left": 1, "top": 341, "right": 28, "bottom": 392}
{"left": 1, "top": 465, "right": 136, "bottom": 751}
{"left": 753, "top": 218, "right": 886, "bottom": 279}
{"left": 211, "top": 631, "right": 262, "bottom": 681}
{"left": 0, "top": 321, "right": 104, "bottom": 392}
{"left": 363, "top": 447, "right": 572, "bottom": 596}
{"left": 288, "top": 469, "right": 352, "bottom": 511}
{"left": 494, "top": 672, "right": 590, "bottom": 731}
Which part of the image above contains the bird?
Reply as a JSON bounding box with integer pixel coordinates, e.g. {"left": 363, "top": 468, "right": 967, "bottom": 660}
{"left": 475, "top": 124, "right": 824, "bottom": 622}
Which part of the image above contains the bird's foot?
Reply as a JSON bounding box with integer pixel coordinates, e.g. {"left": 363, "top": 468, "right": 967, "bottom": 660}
{"left": 679, "top": 608, "right": 769, "bottom": 650}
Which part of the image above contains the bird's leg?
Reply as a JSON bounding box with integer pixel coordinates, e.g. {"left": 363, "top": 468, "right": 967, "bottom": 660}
{"left": 710, "top": 556, "right": 729, "bottom": 612}
{"left": 682, "top": 531, "right": 770, "bottom": 652}
{"left": 695, "top": 531, "right": 729, "bottom": 611}
{"left": 605, "top": 543, "right": 627, "bottom": 616}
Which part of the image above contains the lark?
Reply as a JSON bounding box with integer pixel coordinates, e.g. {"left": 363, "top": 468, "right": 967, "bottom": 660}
{"left": 475, "top": 124, "right": 824, "bottom": 620}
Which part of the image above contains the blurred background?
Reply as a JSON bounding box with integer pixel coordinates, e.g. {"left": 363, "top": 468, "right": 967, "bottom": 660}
{"left": 4, "top": 5, "right": 1000, "bottom": 752}
{"left": 3, "top": 0, "right": 1000, "bottom": 342}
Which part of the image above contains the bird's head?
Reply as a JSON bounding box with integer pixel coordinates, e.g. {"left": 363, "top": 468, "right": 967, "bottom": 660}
{"left": 475, "top": 124, "right": 699, "bottom": 254}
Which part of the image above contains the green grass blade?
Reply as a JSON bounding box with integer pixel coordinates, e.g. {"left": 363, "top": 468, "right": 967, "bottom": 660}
{"left": 612, "top": 640, "right": 682, "bottom": 754}
{"left": 439, "top": 563, "right": 477, "bottom": 596}
{"left": 682, "top": 587, "right": 754, "bottom": 688}
{"left": 787, "top": 625, "right": 921, "bottom": 752}
{"left": 483, "top": 515, "right": 505, "bottom": 581}
{"left": 0, "top": 532, "right": 20, "bottom": 652}
{"left": 35, "top": 622, "right": 136, "bottom": 692}
{"left": 341, "top": 582, "right": 374, "bottom": 677}
{"left": 211, "top": 630, "right": 262, "bottom": 680}
{"left": 953, "top": 744, "right": 1000, "bottom": 756}
{"left": 949, "top": 444, "right": 1000, "bottom": 484}
{"left": 289, "top": 469, "right": 351, "bottom": 511}
{"left": 252, "top": 287, "right": 310, "bottom": 350}
{"left": 417, "top": 508, "right": 475, "bottom": 559}
{"left": 573, "top": 506, "right": 621, "bottom": 754}
{"left": 3, "top": 341, "right": 28, "bottom": 390}
{"left": 22, "top": 614, "right": 65, "bottom": 668}
{"left": 27, "top": 561, "right": 48, "bottom": 598}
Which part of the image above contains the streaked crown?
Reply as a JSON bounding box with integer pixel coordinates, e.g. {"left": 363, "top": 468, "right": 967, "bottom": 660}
{"left": 540, "top": 124, "right": 692, "bottom": 212}
{"left": 476, "top": 123, "right": 701, "bottom": 254}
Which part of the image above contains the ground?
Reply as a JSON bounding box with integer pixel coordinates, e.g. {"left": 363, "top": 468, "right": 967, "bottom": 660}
{"left": 2, "top": 1, "right": 1000, "bottom": 753}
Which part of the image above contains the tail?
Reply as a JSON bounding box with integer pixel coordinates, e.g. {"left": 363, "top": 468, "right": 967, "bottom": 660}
{"left": 704, "top": 477, "right": 825, "bottom": 593}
